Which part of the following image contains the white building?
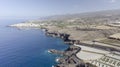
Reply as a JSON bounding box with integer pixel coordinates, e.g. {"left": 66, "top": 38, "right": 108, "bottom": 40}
{"left": 75, "top": 44, "right": 120, "bottom": 67}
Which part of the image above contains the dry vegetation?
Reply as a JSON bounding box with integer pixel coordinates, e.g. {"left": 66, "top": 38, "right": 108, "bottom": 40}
{"left": 98, "top": 38, "right": 120, "bottom": 47}
{"left": 19, "top": 10, "right": 120, "bottom": 43}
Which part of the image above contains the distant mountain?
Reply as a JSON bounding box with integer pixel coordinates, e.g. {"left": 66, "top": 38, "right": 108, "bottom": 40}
{"left": 36, "top": 9, "right": 120, "bottom": 24}
{"left": 38, "top": 9, "right": 120, "bottom": 20}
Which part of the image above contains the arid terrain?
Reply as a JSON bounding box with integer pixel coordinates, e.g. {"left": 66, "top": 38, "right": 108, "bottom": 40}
{"left": 10, "top": 9, "right": 120, "bottom": 67}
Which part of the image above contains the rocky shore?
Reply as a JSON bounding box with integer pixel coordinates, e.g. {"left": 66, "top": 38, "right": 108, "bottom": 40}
{"left": 43, "top": 28, "right": 120, "bottom": 67}
{"left": 9, "top": 19, "right": 120, "bottom": 67}
{"left": 48, "top": 45, "right": 96, "bottom": 67}
{"left": 9, "top": 23, "right": 97, "bottom": 67}
{"left": 45, "top": 29, "right": 97, "bottom": 67}
{"left": 45, "top": 30, "right": 80, "bottom": 45}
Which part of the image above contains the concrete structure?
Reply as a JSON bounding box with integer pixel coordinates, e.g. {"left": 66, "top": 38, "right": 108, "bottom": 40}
{"left": 75, "top": 44, "right": 120, "bottom": 67}
{"left": 90, "top": 53, "right": 120, "bottom": 67}
{"left": 75, "top": 44, "right": 109, "bottom": 61}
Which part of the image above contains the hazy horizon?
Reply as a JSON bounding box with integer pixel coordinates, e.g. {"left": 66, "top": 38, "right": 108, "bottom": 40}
{"left": 1, "top": 0, "right": 120, "bottom": 19}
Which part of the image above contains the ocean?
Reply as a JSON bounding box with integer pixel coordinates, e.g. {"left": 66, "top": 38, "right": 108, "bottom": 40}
{"left": 0, "top": 19, "right": 68, "bottom": 67}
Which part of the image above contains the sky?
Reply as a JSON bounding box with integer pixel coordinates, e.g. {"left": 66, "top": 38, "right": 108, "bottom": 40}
{"left": 0, "top": 0, "right": 120, "bottom": 19}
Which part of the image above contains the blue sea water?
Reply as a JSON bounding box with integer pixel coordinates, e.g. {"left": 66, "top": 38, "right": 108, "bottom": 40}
{"left": 0, "top": 19, "right": 68, "bottom": 67}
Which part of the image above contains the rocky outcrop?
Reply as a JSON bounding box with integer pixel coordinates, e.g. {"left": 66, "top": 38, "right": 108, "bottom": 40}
{"left": 45, "top": 28, "right": 83, "bottom": 46}
{"left": 45, "top": 30, "right": 81, "bottom": 45}
{"left": 50, "top": 46, "right": 97, "bottom": 67}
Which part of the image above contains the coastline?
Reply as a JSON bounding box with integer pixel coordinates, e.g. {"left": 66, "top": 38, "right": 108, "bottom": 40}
{"left": 9, "top": 22, "right": 120, "bottom": 67}
{"left": 9, "top": 23, "right": 96, "bottom": 67}
{"left": 44, "top": 29, "right": 98, "bottom": 67}
{"left": 41, "top": 28, "right": 120, "bottom": 67}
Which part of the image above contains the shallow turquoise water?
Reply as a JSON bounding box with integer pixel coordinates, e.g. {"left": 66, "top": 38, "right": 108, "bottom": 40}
{"left": 0, "top": 19, "right": 68, "bottom": 67}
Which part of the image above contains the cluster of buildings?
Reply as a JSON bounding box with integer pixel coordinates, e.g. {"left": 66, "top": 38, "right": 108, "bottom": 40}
{"left": 75, "top": 44, "right": 120, "bottom": 67}
{"left": 90, "top": 53, "right": 120, "bottom": 67}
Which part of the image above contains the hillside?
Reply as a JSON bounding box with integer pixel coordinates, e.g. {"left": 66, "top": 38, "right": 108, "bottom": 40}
{"left": 10, "top": 9, "right": 120, "bottom": 42}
